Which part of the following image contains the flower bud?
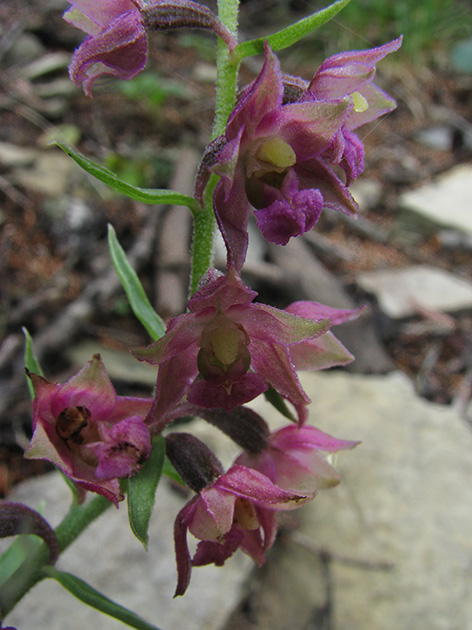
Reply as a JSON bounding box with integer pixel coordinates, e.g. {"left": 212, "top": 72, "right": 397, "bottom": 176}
{"left": 165, "top": 433, "right": 224, "bottom": 493}
{"left": 194, "top": 407, "right": 270, "bottom": 454}
{"left": 141, "top": 1, "right": 237, "bottom": 51}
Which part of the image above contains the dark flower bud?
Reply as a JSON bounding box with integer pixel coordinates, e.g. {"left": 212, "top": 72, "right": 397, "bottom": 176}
{"left": 141, "top": 1, "right": 237, "bottom": 51}
{"left": 194, "top": 406, "right": 270, "bottom": 454}
{"left": 166, "top": 433, "right": 224, "bottom": 493}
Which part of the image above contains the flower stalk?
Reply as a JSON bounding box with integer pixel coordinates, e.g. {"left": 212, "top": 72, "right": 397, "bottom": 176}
{"left": 189, "top": 0, "right": 240, "bottom": 294}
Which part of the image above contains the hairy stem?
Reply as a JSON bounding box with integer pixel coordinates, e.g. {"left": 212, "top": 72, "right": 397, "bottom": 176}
{"left": 189, "top": 0, "right": 240, "bottom": 295}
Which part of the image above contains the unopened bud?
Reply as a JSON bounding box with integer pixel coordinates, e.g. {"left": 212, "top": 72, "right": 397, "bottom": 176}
{"left": 194, "top": 407, "right": 270, "bottom": 454}
{"left": 141, "top": 1, "right": 237, "bottom": 51}
{"left": 165, "top": 432, "right": 224, "bottom": 493}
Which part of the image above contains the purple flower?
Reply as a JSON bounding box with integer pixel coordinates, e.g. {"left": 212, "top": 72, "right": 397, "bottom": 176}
{"left": 25, "top": 354, "right": 152, "bottom": 505}
{"left": 197, "top": 42, "right": 353, "bottom": 268}
{"left": 135, "top": 269, "right": 357, "bottom": 427}
{"left": 174, "top": 464, "right": 308, "bottom": 596}
{"left": 302, "top": 37, "right": 403, "bottom": 184}
{"left": 236, "top": 423, "right": 359, "bottom": 495}
{"left": 65, "top": 0, "right": 237, "bottom": 97}
{"left": 65, "top": 0, "right": 148, "bottom": 97}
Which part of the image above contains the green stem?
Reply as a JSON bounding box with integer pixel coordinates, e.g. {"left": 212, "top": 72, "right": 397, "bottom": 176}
{"left": 189, "top": 0, "right": 240, "bottom": 295}
{"left": 0, "top": 495, "right": 111, "bottom": 618}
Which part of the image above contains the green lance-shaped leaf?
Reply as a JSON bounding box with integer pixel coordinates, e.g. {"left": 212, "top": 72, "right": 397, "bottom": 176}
{"left": 127, "top": 435, "right": 165, "bottom": 550}
{"left": 162, "top": 456, "right": 185, "bottom": 485}
{"left": 108, "top": 224, "right": 166, "bottom": 341}
{"left": 232, "top": 0, "right": 352, "bottom": 62}
{"left": 43, "top": 567, "right": 163, "bottom": 630}
{"left": 22, "top": 327, "right": 43, "bottom": 399}
{"left": 54, "top": 142, "right": 202, "bottom": 215}
{"left": 263, "top": 385, "right": 296, "bottom": 423}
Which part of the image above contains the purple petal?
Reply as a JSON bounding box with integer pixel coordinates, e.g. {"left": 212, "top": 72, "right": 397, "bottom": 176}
{"left": 68, "top": 11, "right": 147, "bottom": 97}
{"left": 289, "top": 332, "right": 354, "bottom": 371}
{"left": 189, "top": 487, "right": 236, "bottom": 540}
{"left": 285, "top": 301, "right": 363, "bottom": 325}
{"left": 254, "top": 187, "right": 323, "bottom": 244}
{"left": 192, "top": 528, "right": 243, "bottom": 566}
{"left": 308, "top": 37, "right": 403, "bottom": 100}
{"left": 174, "top": 498, "right": 198, "bottom": 597}
{"left": 256, "top": 99, "right": 351, "bottom": 162}
{"left": 226, "top": 42, "right": 283, "bottom": 140}
{"left": 50, "top": 354, "right": 116, "bottom": 419}
{"left": 187, "top": 373, "right": 267, "bottom": 412}
{"left": 213, "top": 176, "right": 250, "bottom": 272}
{"left": 188, "top": 266, "right": 256, "bottom": 313}
{"left": 90, "top": 417, "right": 151, "bottom": 479}
{"left": 145, "top": 345, "right": 200, "bottom": 431}
{"left": 216, "top": 465, "right": 307, "bottom": 509}
{"left": 271, "top": 424, "right": 359, "bottom": 453}
{"left": 235, "top": 302, "right": 330, "bottom": 345}
{"left": 295, "top": 159, "right": 358, "bottom": 217}
{"left": 64, "top": 0, "right": 139, "bottom": 33}
{"left": 346, "top": 82, "right": 398, "bottom": 130}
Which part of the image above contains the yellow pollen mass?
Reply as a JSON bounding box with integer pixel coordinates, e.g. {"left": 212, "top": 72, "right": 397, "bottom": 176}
{"left": 257, "top": 137, "right": 296, "bottom": 169}
{"left": 210, "top": 327, "right": 241, "bottom": 366}
{"left": 351, "top": 91, "right": 369, "bottom": 113}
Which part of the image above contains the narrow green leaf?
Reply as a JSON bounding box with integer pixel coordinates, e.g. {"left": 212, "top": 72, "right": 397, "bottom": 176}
{"left": 43, "top": 567, "right": 163, "bottom": 630}
{"left": 162, "top": 456, "right": 185, "bottom": 485}
{"left": 127, "top": 435, "right": 165, "bottom": 549}
{"left": 263, "top": 386, "right": 296, "bottom": 422}
{"left": 107, "top": 224, "right": 166, "bottom": 341}
{"left": 54, "top": 142, "right": 202, "bottom": 215}
{"left": 232, "top": 0, "right": 352, "bottom": 61}
{"left": 22, "top": 327, "right": 43, "bottom": 399}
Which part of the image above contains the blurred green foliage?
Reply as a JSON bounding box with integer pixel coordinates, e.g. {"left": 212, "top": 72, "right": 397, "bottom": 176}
{"left": 117, "top": 71, "right": 190, "bottom": 112}
{"left": 318, "top": 0, "right": 472, "bottom": 61}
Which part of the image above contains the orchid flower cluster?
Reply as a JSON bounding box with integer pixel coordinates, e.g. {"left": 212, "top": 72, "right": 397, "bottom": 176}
{"left": 0, "top": 0, "right": 401, "bottom": 626}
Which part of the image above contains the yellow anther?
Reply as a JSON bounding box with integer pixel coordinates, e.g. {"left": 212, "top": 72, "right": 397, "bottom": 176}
{"left": 257, "top": 137, "right": 296, "bottom": 169}
{"left": 352, "top": 91, "right": 369, "bottom": 113}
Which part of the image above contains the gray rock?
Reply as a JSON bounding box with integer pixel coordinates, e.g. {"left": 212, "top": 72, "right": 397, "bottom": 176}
{"left": 0, "top": 142, "right": 37, "bottom": 168}
{"left": 297, "top": 371, "right": 472, "bottom": 630}
{"left": 349, "top": 178, "right": 382, "bottom": 212}
{"left": 399, "top": 165, "right": 472, "bottom": 237}
{"left": 13, "top": 151, "right": 75, "bottom": 197}
{"left": 356, "top": 264, "right": 472, "bottom": 318}
{"left": 225, "top": 371, "right": 472, "bottom": 630}
{"left": 415, "top": 125, "right": 454, "bottom": 151}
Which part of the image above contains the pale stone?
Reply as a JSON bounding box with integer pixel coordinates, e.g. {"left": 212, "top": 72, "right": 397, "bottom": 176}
{"left": 356, "top": 265, "right": 472, "bottom": 318}
{"left": 349, "top": 178, "right": 382, "bottom": 212}
{"left": 399, "top": 165, "right": 472, "bottom": 236}
{"left": 226, "top": 371, "right": 472, "bottom": 630}
{"left": 296, "top": 371, "right": 472, "bottom": 630}
{"left": 0, "top": 142, "right": 37, "bottom": 168}
{"left": 13, "top": 152, "right": 75, "bottom": 197}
